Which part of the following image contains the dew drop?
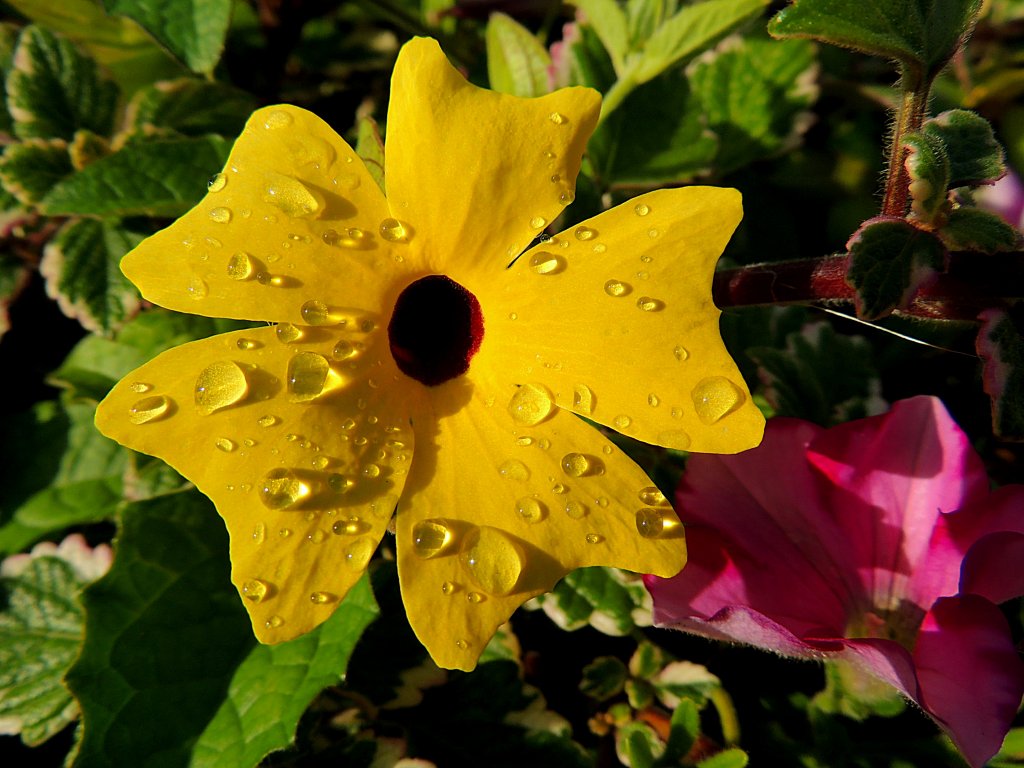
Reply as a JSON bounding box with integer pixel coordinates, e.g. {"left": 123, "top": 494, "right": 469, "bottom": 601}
{"left": 551, "top": 482, "right": 568, "bottom": 494}
{"left": 226, "top": 252, "right": 254, "bottom": 280}
{"left": 287, "top": 352, "right": 331, "bottom": 401}
{"left": 259, "top": 468, "right": 311, "bottom": 510}
{"left": 187, "top": 274, "right": 208, "bottom": 299}
{"left": 561, "top": 452, "right": 596, "bottom": 478}
{"left": 253, "top": 522, "right": 266, "bottom": 544}
{"left": 257, "top": 414, "right": 279, "bottom": 427}
{"left": 459, "top": 527, "right": 524, "bottom": 596}
{"left": 529, "top": 251, "right": 565, "bottom": 275}
{"left": 673, "top": 345, "right": 690, "bottom": 361}
{"left": 236, "top": 338, "right": 260, "bottom": 350}
{"left": 264, "top": 110, "right": 293, "bottom": 129}
{"left": 513, "top": 436, "right": 533, "bottom": 447}
{"left": 455, "top": 639, "right": 469, "bottom": 650}
{"left": 634, "top": 202, "right": 650, "bottom": 216}
{"left": 207, "top": 173, "right": 227, "bottom": 192}
{"left": 332, "top": 518, "right": 367, "bottom": 536}
{"left": 311, "top": 455, "right": 329, "bottom": 470}
{"left": 538, "top": 438, "right": 551, "bottom": 450}
{"left": 648, "top": 393, "right": 660, "bottom": 407}
{"left": 595, "top": 496, "right": 609, "bottom": 508}
{"left": 242, "top": 579, "right": 269, "bottom": 602}
{"left": 328, "top": 473, "right": 354, "bottom": 494}
{"left": 636, "top": 296, "right": 664, "bottom": 312}
{"left": 593, "top": 243, "right": 607, "bottom": 254}
{"left": 549, "top": 111, "right": 567, "bottom": 125}
{"left": 263, "top": 172, "right": 322, "bottom": 218}
{"left": 215, "top": 437, "right": 236, "bottom": 452}
{"left": 128, "top": 395, "right": 172, "bottom": 424}
{"left": 585, "top": 533, "right": 603, "bottom": 544}
{"left": 613, "top": 414, "right": 632, "bottom": 429}
{"left": 559, "top": 188, "right": 575, "bottom": 205}
{"left": 441, "top": 581, "right": 455, "bottom": 595}
{"left": 361, "top": 463, "right": 381, "bottom": 478}
{"left": 498, "top": 459, "right": 530, "bottom": 481}
{"left": 370, "top": 493, "right": 398, "bottom": 519}
{"left": 209, "top": 206, "right": 232, "bottom": 223}
{"left": 332, "top": 339, "right": 360, "bottom": 360}
{"left": 276, "top": 323, "right": 303, "bottom": 344}
{"left": 602, "top": 444, "right": 614, "bottom": 455}
{"left": 564, "top": 500, "right": 587, "bottom": 520}
{"left": 379, "top": 217, "right": 407, "bottom": 241}
{"left": 529, "top": 216, "right": 546, "bottom": 229}
{"left": 572, "top": 384, "right": 594, "bottom": 415}
{"left": 508, "top": 383, "right": 555, "bottom": 426}
{"left": 307, "top": 529, "right": 326, "bottom": 543}
{"left": 194, "top": 361, "right": 249, "bottom": 413}
{"left": 310, "top": 591, "right": 332, "bottom": 604}
{"left": 636, "top": 507, "right": 669, "bottom": 538}
{"left": 413, "top": 519, "right": 453, "bottom": 558}
{"left": 691, "top": 376, "right": 745, "bottom": 424}
{"left": 515, "top": 496, "right": 545, "bottom": 523}
{"left": 344, "top": 538, "right": 374, "bottom": 570}
{"left": 574, "top": 226, "right": 596, "bottom": 241}
{"left": 129, "top": 382, "right": 151, "bottom": 393}
{"left": 265, "top": 615, "right": 284, "bottom": 629}
{"left": 279, "top": 528, "right": 292, "bottom": 538}
{"left": 300, "top": 299, "right": 338, "bottom": 326}
{"left": 604, "top": 280, "right": 630, "bottom": 297}
{"left": 467, "top": 591, "right": 484, "bottom": 604}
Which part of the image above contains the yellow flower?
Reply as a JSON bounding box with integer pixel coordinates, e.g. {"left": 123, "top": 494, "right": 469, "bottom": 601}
{"left": 95, "top": 38, "right": 764, "bottom": 671}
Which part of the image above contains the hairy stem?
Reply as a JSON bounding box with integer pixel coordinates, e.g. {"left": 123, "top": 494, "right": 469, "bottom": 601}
{"left": 881, "top": 70, "right": 932, "bottom": 217}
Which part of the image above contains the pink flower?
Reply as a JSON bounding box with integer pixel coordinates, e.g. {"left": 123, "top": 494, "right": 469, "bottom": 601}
{"left": 644, "top": 397, "right": 1024, "bottom": 767}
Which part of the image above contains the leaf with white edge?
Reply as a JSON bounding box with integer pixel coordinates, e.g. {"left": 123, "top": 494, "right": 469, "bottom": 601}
{"left": 41, "top": 218, "right": 142, "bottom": 334}
{"left": 631, "top": 0, "right": 769, "bottom": 85}
{"left": 652, "top": 661, "right": 722, "bottom": 709}
{"left": 68, "top": 129, "right": 111, "bottom": 170}
{"left": 0, "top": 23, "right": 19, "bottom": 134}
{"left": 845, "top": 216, "right": 947, "bottom": 320}
{"left": 923, "top": 109, "right": 1006, "bottom": 187}
{"left": 977, "top": 306, "right": 1024, "bottom": 440}
{"left": 663, "top": 698, "right": 700, "bottom": 764}
{"left": 573, "top": 0, "right": 631, "bottom": 73}
{"left": 688, "top": 36, "right": 819, "bottom": 175}
{"left": 942, "top": 206, "right": 1023, "bottom": 253}
{"left": 5, "top": 0, "right": 184, "bottom": 95}
{"left": 0, "top": 400, "right": 125, "bottom": 555}
{"left": 527, "top": 567, "right": 653, "bottom": 636}
{"left": 486, "top": 12, "right": 552, "bottom": 98}
{"left": 6, "top": 25, "right": 118, "bottom": 141}
{"left": 102, "top": 0, "right": 232, "bottom": 75}
{"left": 0, "top": 535, "right": 111, "bottom": 746}
{"left": 0, "top": 249, "right": 30, "bottom": 338}
{"left": 125, "top": 78, "right": 256, "bottom": 138}
{"left": 66, "top": 489, "right": 379, "bottom": 768}
{"left": 355, "top": 116, "right": 385, "bottom": 195}
{"left": 0, "top": 139, "right": 73, "bottom": 205}
{"left": 618, "top": 722, "right": 660, "bottom": 768}
{"left": 903, "top": 130, "right": 951, "bottom": 224}
{"left": 50, "top": 309, "right": 256, "bottom": 401}
{"left": 768, "top": 0, "right": 982, "bottom": 87}
{"left": 42, "top": 135, "right": 231, "bottom": 217}
{"left": 580, "top": 656, "right": 629, "bottom": 701}
{"left": 698, "top": 748, "right": 750, "bottom": 768}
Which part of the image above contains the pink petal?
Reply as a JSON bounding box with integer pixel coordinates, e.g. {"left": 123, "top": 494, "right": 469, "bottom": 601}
{"left": 961, "top": 531, "right": 1024, "bottom": 604}
{"left": 668, "top": 418, "right": 860, "bottom": 637}
{"left": 836, "top": 637, "right": 921, "bottom": 701}
{"left": 806, "top": 397, "right": 989, "bottom": 611}
{"left": 913, "top": 595, "right": 1024, "bottom": 768}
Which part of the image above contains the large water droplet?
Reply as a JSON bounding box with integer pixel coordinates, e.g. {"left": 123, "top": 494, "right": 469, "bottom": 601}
{"left": 287, "top": 352, "right": 331, "bottom": 401}
{"left": 257, "top": 414, "right": 279, "bottom": 427}
{"left": 310, "top": 591, "right": 332, "bottom": 604}
{"left": 561, "top": 452, "right": 601, "bottom": 477}
{"left": 300, "top": 299, "right": 339, "bottom": 326}
{"left": 344, "top": 538, "right": 374, "bottom": 570}
{"left": 636, "top": 507, "right": 670, "bottom": 538}
{"left": 412, "top": 519, "right": 453, "bottom": 558}
{"left": 613, "top": 414, "right": 632, "bottom": 430}
{"left": 195, "top": 361, "right": 249, "bottom": 413}
{"left": 574, "top": 226, "right": 596, "bottom": 241}
{"left": 207, "top": 173, "right": 227, "bottom": 193}
{"left": 215, "top": 437, "right": 236, "bottom": 452}
{"left": 379, "top": 217, "right": 407, "bottom": 241}
{"left": 242, "top": 579, "right": 269, "bottom": 602}
{"left": 604, "top": 280, "right": 630, "bottom": 297}
{"left": 691, "top": 376, "right": 745, "bottom": 424}
{"left": 529, "top": 251, "right": 565, "bottom": 275}
{"left": 276, "top": 323, "right": 303, "bottom": 344}
{"left": 529, "top": 216, "right": 546, "bottom": 229}
{"left": 333, "top": 517, "right": 367, "bottom": 536}
{"left": 227, "top": 252, "right": 254, "bottom": 280}
{"left": 259, "top": 468, "right": 311, "bottom": 509}
{"left": 264, "top": 110, "right": 293, "bottom": 129}
{"left": 459, "top": 527, "right": 524, "bottom": 596}
{"left": 498, "top": 459, "right": 530, "bottom": 481}
{"left": 515, "top": 496, "right": 545, "bottom": 523}
{"left": 638, "top": 487, "right": 668, "bottom": 506}
{"left": 634, "top": 202, "right": 650, "bottom": 216}
{"left": 564, "top": 500, "right": 587, "bottom": 519}
{"left": 129, "top": 395, "right": 172, "bottom": 424}
{"left": 572, "top": 384, "right": 594, "bottom": 415}
{"left": 441, "top": 581, "right": 455, "bottom": 595}
{"left": 263, "top": 172, "right": 322, "bottom": 218}
{"left": 328, "top": 473, "right": 354, "bottom": 494}
{"left": 332, "top": 339, "right": 361, "bottom": 360}
{"left": 209, "top": 207, "right": 232, "bottom": 223}
{"left": 508, "top": 383, "right": 555, "bottom": 426}
{"left": 265, "top": 615, "right": 284, "bottom": 629}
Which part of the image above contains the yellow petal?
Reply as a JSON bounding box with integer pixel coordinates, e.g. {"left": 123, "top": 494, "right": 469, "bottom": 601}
{"left": 95, "top": 324, "right": 424, "bottom": 642}
{"left": 471, "top": 186, "right": 765, "bottom": 454}
{"left": 395, "top": 372, "right": 685, "bottom": 671}
{"left": 122, "top": 105, "right": 413, "bottom": 324}
{"left": 385, "top": 38, "right": 600, "bottom": 282}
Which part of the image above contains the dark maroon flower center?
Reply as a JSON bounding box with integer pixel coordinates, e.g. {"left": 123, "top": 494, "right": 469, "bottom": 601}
{"left": 388, "top": 275, "right": 484, "bottom": 386}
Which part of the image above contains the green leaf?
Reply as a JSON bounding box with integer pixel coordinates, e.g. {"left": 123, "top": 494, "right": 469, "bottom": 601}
{"left": 749, "top": 322, "right": 880, "bottom": 426}
{"left": 626, "top": 0, "right": 680, "bottom": 49}
{"left": 40, "top": 218, "right": 142, "bottom": 334}
{"left": 0, "top": 400, "right": 125, "bottom": 555}
{"left": 42, "top": 135, "right": 232, "bottom": 217}
{"left": 697, "top": 748, "right": 750, "bottom": 768}
{"left": 845, "top": 217, "right": 948, "bottom": 320}
{"left": 6, "top": 25, "right": 118, "bottom": 141}
{"left": 0, "top": 139, "right": 73, "bottom": 206}
{"left": 663, "top": 698, "right": 700, "bottom": 763}
{"left": 768, "top": 0, "right": 982, "bottom": 87}
{"left": 941, "top": 206, "right": 1023, "bottom": 253}
{"left": 355, "top": 116, "right": 386, "bottom": 195}
{"left": 486, "top": 12, "right": 552, "bottom": 97}
{"left": 102, "top": 0, "right": 232, "bottom": 75}
{"left": 5, "top": 0, "right": 184, "bottom": 95}
{"left": 573, "top": 0, "right": 631, "bottom": 73}
{"left": 630, "top": 0, "right": 768, "bottom": 85}
{"left": 527, "top": 566, "right": 652, "bottom": 635}
{"left": 69, "top": 129, "right": 112, "bottom": 170}
{"left": 977, "top": 306, "right": 1024, "bottom": 440}
{"left": 811, "top": 657, "right": 907, "bottom": 720}
{"left": 688, "top": 36, "right": 819, "bottom": 175}
{"left": 923, "top": 109, "right": 1006, "bottom": 187}
{"left": 0, "top": 248, "right": 30, "bottom": 338}
{"left": 903, "top": 130, "right": 951, "bottom": 223}
{"left": 125, "top": 78, "right": 256, "bottom": 138}
{"left": 619, "top": 722, "right": 659, "bottom": 768}
{"left": 652, "top": 661, "right": 722, "bottom": 709}
{"left": 66, "top": 490, "right": 378, "bottom": 768}
{"left": 580, "top": 656, "right": 629, "bottom": 701}
{"left": 0, "top": 546, "right": 103, "bottom": 746}
{"left": 0, "top": 22, "right": 20, "bottom": 134}
{"left": 51, "top": 308, "right": 256, "bottom": 401}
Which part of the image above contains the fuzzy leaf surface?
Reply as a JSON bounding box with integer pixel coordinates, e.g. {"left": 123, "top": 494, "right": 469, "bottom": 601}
{"left": 903, "top": 130, "right": 951, "bottom": 223}
{"left": 0, "top": 140, "right": 72, "bottom": 206}
{"left": 923, "top": 108, "right": 1006, "bottom": 186}
{"left": 125, "top": 78, "right": 256, "bottom": 138}
{"left": 942, "top": 207, "right": 1023, "bottom": 253}
{"left": 528, "top": 566, "right": 652, "bottom": 635}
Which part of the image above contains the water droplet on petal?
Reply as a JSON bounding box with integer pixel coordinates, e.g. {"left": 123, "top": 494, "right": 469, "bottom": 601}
{"left": 691, "top": 376, "right": 745, "bottom": 424}
{"left": 673, "top": 345, "right": 689, "bottom": 361}
{"left": 328, "top": 473, "right": 354, "bottom": 494}
{"left": 413, "top": 519, "right": 453, "bottom": 558}
{"left": 236, "top": 338, "right": 260, "bottom": 350}
{"left": 658, "top": 429, "right": 692, "bottom": 450}
{"left": 529, "top": 251, "right": 565, "bottom": 275}
{"left": 636, "top": 296, "right": 664, "bottom": 312}
{"left": 344, "top": 538, "right": 374, "bottom": 570}
{"left": 604, "top": 280, "right": 630, "bottom": 297}
{"left": 207, "top": 173, "right": 227, "bottom": 193}
{"left": 209, "top": 207, "right": 232, "bottom": 223}
{"left": 551, "top": 481, "right": 567, "bottom": 494}
{"left": 455, "top": 639, "right": 469, "bottom": 650}
{"left": 570, "top": 384, "right": 594, "bottom": 415}
{"left": 379, "top": 217, "right": 407, "bottom": 241}
{"left": 593, "top": 243, "right": 607, "bottom": 254}
{"left": 574, "top": 226, "right": 596, "bottom": 241}
{"left": 564, "top": 500, "right": 587, "bottom": 519}
{"left": 242, "top": 579, "right": 269, "bottom": 602}
{"left": 310, "top": 591, "right": 332, "bottom": 604}
{"left": 441, "top": 581, "right": 455, "bottom": 595}
{"left": 253, "top": 523, "right": 266, "bottom": 544}
{"left": 508, "top": 383, "right": 555, "bottom": 426}
{"left": 259, "top": 468, "right": 311, "bottom": 509}
{"left": 287, "top": 352, "right": 331, "bottom": 401}
{"left": 187, "top": 274, "right": 208, "bottom": 299}
{"left": 498, "top": 459, "right": 530, "bottom": 481}
{"left": 460, "top": 527, "right": 524, "bottom": 596}
{"left": 129, "top": 395, "right": 172, "bottom": 424}
{"left": 264, "top": 110, "right": 293, "bottom": 129}
{"left": 276, "top": 323, "right": 303, "bottom": 344}
{"left": 515, "top": 436, "right": 534, "bottom": 447}
{"left": 332, "top": 339, "right": 360, "bottom": 360}
{"left": 530, "top": 216, "right": 546, "bottom": 229}
{"left": 227, "top": 252, "right": 254, "bottom": 280}
{"left": 515, "top": 496, "right": 545, "bottom": 523}
{"left": 263, "top": 172, "right": 322, "bottom": 218}
{"left": 634, "top": 202, "right": 650, "bottom": 216}
{"left": 307, "top": 529, "right": 326, "bottom": 543}
{"left": 129, "top": 382, "right": 151, "bottom": 393}
{"left": 561, "top": 452, "right": 598, "bottom": 478}
{"left": 636, "top": 507, "right": 671, "bottom": 538}
{"left": 585, "top": 533, "right": 602, "bottom": 544}
{"left": 559, "top": 188, "right": 575, "bottom": 205}
{"left": 300, "top": 299, "right": 337, "bottom": 325}
{"left": 195, "top": 361, "right": 249, "bottom": 413}
{"left": 613, "top": 414, "right": 632, "bottom": 430}
{"left": 257, "top": 414, "right": 279, "bottom": 428}
{"left": 361, "top": 463, "right": 381, "bottom": 478}
{"left": 648, "top": 393, "right": 660, "bottom": 407}
{"left": 549, "top": 112, "right": 567, "bottom": 125}
{"left": 215, "top": 437, "right": 236, "bottom": 452}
